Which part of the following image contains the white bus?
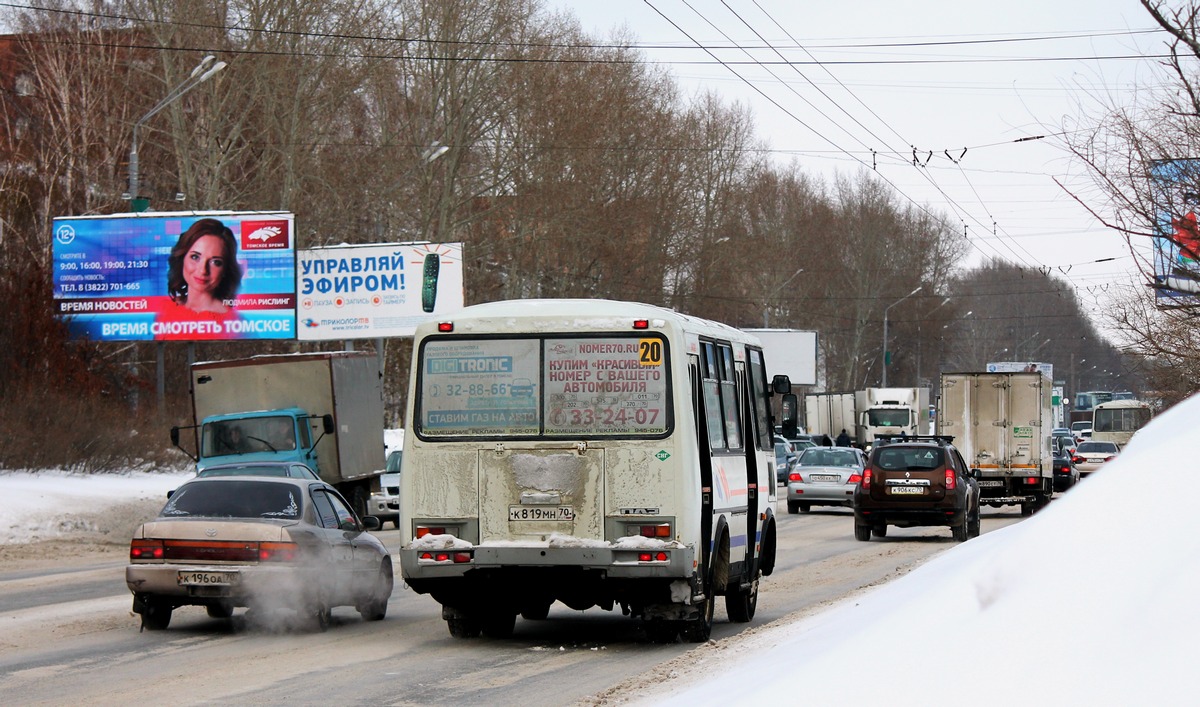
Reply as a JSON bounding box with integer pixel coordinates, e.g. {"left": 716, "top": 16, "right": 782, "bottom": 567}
{"left": 398, "top": 299, "right": 794, "bottom": 642}
{"left": 1090, "top": 399, "right": 1153, "bottom": 447}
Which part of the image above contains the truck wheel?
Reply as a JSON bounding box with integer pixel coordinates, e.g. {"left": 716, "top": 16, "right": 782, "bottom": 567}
{"left": 854, "top": 524, "right": 871, "bottom": 542}
{"left": 351, "top": 486, "right": 369, "bottom": 519}
{"left": 1020, "top": 502, "right": 1033, "bottom": 517}
{"left": 140, "top": 599, "right": 173, "bottom": 631}
{"left": 725, "top": 577, "right": 758, "bottom": 623}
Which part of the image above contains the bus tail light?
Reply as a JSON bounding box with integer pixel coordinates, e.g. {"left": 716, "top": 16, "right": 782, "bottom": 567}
{"left": 639, "top": 523, "right": 672, "bottom": 538}
{"left": 637, "top": 551, "right": 669, "bottom": 562}
{"left": 437, "top": 321, "right": 454, "bottom": 332}
{"left": 415, "top": 525, "right": 447, "bottom": 538}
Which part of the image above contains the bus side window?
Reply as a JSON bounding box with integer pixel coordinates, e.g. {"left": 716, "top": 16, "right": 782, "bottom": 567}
{"left": 747, "top": 348, "right": 771, "bottom": 450}
{"left": 717, "top": 344, "right": 742, "bottom": 449}
{"left": 700, "top": 342, "right": 727, "bottom": 451}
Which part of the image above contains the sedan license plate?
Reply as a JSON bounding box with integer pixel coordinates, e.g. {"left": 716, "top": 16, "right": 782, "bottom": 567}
{"left": 509, "top": 506, "right": 576, "bottom": 522}
{"left": 809, "top": 474, "right": 840, "bottom": 483}
{"left": 178, "top": 571, "right": 237, "bottom": 586}
{"left": 889, "top": 486, "right": 925, "bottom": 495}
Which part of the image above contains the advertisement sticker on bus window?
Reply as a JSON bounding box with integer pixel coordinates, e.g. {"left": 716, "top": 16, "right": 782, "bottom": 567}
{"left": 543, "top": 336, "right": 669, "bottom": 436}
{"left": 418, "top": 339, "right": 541, "bottom": 437}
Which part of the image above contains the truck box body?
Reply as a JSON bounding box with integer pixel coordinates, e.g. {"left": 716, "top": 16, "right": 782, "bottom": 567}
{"left": 189, "top": 351, "right": 384, "bottom": 486}
{"left": 937, "top": 372, "right": 1052, "bottom": 509}
{"left": 803, "top": 392, "right": 855, "bottom": 440}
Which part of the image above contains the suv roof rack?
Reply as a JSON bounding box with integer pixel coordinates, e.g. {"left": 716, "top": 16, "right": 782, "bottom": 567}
{"left": 874, "top": 434, "right": 955, "bottom": 447}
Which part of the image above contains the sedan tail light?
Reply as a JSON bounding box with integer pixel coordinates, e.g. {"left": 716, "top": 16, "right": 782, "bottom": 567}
{"left": 848, "top": 473, "right": 863, "bottom": 484}
{"left": 130, "top": 538, "right": 164, "bottom": 561}
{"left": 789, "top": 472, "right": 802, "bottom": 482}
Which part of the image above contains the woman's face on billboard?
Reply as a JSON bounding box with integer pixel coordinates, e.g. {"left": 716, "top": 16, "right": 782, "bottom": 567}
{"left": 183, "top": 235, "right": 229, "bottom": 300}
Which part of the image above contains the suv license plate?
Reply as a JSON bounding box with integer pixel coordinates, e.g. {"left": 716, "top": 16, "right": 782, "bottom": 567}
{"left": 889, "top": 486, "right": 925, "bottom": 495}
{"left": 509, "top": 506, "right": 576, "bottom": 522}
{"left": 178, "top": 571, "right": 237, "bottom": 586}
{"left": 809, "top": 474, "right": 839, "bottom": 482}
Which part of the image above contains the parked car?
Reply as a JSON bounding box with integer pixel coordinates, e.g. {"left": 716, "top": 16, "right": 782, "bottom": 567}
{"left": 787, "top": 446, "right": 867, "bottom": 513}
{"left": 853, "top": 436, "right": 980, "bottom": 542}
{"left": 1072, "top": 440, "right": 1120, "bottom": 477}
{"left": 1052, "top": 446, "right": 1079, "bottom": 492}
{"left": 774, "top": 440, "right": 796, "bottom": 484}
{"left": 126, "top": 475, "right": 393, "bottom": 631}
{"left": 195, "top": 461, "right": 321, "bottom": 480}
{"left": 368, "top": 450, "right": 402, "bottom": 527}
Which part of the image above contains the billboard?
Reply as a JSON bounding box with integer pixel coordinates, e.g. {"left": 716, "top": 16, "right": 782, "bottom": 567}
{"left": 296, "top": 242, "right": 464, "bottom": 340}
{"left": 52, "top": 211, "right": 296, "bottom": 341}
{"left": 1150, "top": 159, "right": 1200, "bottom": 304}
{"left": 986, "top": 361, "right": 1053, "bottom": 380}
{"left": 742, "top": 328, "right": 819, "bottom": 386}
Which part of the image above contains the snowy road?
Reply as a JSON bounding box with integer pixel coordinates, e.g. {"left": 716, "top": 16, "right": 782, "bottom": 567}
{"left": 0, "top": 497, "right": 1025, "bottom": 705}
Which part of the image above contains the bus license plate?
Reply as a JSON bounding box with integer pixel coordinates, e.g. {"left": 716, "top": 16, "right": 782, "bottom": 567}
{"left": 509, "top": 506, "right": 576, "bottom": 522}
{"left": 178, "top": 571, "right": 237, "bottom": 586}
{"left": 889, "top": 486, "right": 925, "bottom": 495}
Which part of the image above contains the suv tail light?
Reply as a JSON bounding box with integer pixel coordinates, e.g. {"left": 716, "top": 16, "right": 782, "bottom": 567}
{"left": 861, "top": 468, "right": 872, "bottom": 488}
{"left": 944, "top": 467, "right": 956, "bottom": 490}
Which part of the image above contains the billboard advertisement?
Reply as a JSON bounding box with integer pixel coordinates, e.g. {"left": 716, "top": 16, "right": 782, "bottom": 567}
{"left": 1150, "top": 159, "right": 1200, "bottom": 304}
{"left": 52, "top": 211, "right": 296, "bottom": 341}
{"left": 986, "top": 361, "right": 1054, "bottom": 380}
{"left": 297, "top": 242, "right": 464, "bottom": 340}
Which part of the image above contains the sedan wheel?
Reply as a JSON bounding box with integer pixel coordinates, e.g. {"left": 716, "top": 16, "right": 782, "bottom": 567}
{"left": 358, "top": 560, "right": 393, "bottom": 621}
{"left": 140, "top": 599, "right": 173, "bottom": 631}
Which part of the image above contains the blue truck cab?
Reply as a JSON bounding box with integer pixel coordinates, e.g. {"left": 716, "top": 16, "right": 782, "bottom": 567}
{"left": 194, "top": 408, "right": 329, "bottom": 473}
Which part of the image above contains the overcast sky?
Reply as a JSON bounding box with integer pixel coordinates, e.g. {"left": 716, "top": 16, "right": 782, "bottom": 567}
{"left": 550, "top": 0, "right": 1168, "bottom": 319}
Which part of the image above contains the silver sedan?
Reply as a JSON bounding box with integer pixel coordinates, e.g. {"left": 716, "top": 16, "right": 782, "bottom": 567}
{"left": 126, "top": 475, "right": 393, "bottom": 631}
{"left": 786, "top": 446, "right": 867, "bottom": 513}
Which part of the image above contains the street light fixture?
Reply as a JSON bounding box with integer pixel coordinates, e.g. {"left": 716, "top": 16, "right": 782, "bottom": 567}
{"left": 125, "top": 55, "right": 227, "bottom": 211}
{"left": 763, "top": 267, "right": 805, "bottom": 327}
{"left": 881, "top": 285, "right": 922, "bottom": 387}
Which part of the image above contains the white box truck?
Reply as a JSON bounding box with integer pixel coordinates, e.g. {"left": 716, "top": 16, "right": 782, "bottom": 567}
{"left": 803, "top": 392, "right": 855, "bottom": 443}
{"left": 854, "top": 387, "right": 930, "bottom": 446}
{"left": 171, "top": 351, "right": 386, "bottom": 515}
{"left": 937, "top": 371, "right": 1053, "bottom": 515}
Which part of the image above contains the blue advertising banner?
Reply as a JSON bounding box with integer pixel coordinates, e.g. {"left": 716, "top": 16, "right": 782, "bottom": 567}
{"left": 1150, "top": 159, "right": 1200, "bottom": 305}
{"left": 52, "top": 211, "right": 297, "bottom": 341}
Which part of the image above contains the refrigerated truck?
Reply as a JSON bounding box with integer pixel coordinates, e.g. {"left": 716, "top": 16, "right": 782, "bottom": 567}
{"left": 937, "top": 371, "right": 1053, "bottom": 515}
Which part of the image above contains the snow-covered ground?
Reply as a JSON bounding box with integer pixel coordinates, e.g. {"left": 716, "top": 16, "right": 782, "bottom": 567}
{"left": 633, "top": 393, "right": 1200, "bottom": 706}
{"left": 2, "top": 398, "right": 1196, "bottom": 705}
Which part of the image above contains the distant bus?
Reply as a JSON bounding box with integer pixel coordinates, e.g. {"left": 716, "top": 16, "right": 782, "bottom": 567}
{"left": 398, "top": 299, "right": 794, "bottom": 643}
{"left": 1090, "top": 400, "right": 1153, "bottom": 447}
{"left": 1070, "top": 390, "right": 1113, "bottom": 423}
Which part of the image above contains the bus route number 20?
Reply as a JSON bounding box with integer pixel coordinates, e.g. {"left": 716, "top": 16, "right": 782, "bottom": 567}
{"left": 638, "top": 339, "right": 662, "bottom": 366}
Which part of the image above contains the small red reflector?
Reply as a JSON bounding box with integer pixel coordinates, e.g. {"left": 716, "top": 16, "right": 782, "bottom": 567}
{"left": 632, "top": 319, "right": 649, "bottom": 330}
{"left": 437, "top": 321, "right": 454, "bottom": 332}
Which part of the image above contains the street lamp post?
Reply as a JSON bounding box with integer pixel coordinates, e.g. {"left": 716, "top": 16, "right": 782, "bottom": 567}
{"left": 762, "top": 267, "right": 805, "bottom": 327}
{"left": 882, "top": 285, "right": 922, "bottom": 387}
{"left": 125, "top": 55, "right": 227, "bottom": 211}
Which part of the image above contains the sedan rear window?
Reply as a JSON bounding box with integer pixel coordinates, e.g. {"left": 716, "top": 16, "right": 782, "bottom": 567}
{"left": 1076, "top": 442, "right": 1119, "bottom": 454}
{"left": 798, "top": 449, "right": 861, "bottom": 468}
{"left": 161, "top": 481, "right": 302, "bottom": 519}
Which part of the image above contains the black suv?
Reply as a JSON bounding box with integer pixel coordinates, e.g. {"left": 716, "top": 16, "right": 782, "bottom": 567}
{"left": 853, "top": 436, "right": 980, "bottom": 542}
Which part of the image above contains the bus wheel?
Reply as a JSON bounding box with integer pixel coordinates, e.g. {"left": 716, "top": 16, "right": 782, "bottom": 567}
{"left": 481, "top": 611, "right": 516, "bottom": 639}
{"left": 725, "top": 577, "right": 758, "bottom": 623}
{"left": 446, "top": 615, "right": 481, "bottom": 638}
{"left": 680, "top": 591, "right": 714, "bottom": 643}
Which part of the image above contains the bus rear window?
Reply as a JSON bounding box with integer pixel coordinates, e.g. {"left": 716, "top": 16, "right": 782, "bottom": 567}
{"left": 416, "top": 336, "right": 671, "bottom": 438}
